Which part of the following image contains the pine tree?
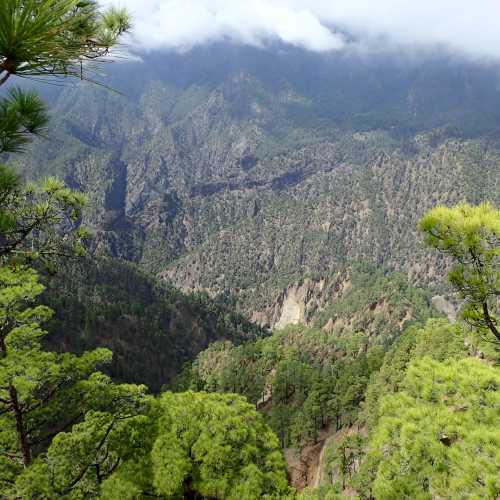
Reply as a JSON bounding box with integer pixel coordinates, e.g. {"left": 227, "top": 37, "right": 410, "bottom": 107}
{"left": 0, "top": 87, "right": 48, "bottom": 154}
{"left": 0, "top": 0, "right": 131, "bottom": 265}
{"left": 367, "top": 357, "right": 500, "bottom": 499}
{"left": 0, "top": 265, "right": 148, "bottom": 496}
{"left": 420, "top": 203, "right": 500, "bottom": 343}
{"left": 0, "top": 167, "right": 88, "bottom": 264}
{"left": 0, "top": 0, "right": 131, "bottom": 85}
{"left": 102, "top": 391, "right": 291, "bottom": 499}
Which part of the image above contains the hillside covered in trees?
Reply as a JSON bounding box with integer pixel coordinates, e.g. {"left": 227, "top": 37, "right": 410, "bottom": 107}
{"left": 41, "top": 257, "right": 266, "bottom": 391}
{"left": 17, "top": 45, "right": 499, "bottom": 322}
{"left": 1, "top": 0, "right": 499, "bottom": 498}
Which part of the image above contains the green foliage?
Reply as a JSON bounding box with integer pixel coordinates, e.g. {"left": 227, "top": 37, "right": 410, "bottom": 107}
{"left": 0, "top": 265, "right": 148, "bottom": 496}
{"left": 17, "top": 386, "right": 151, "bottom": 498}
{"left": 103, "top": 391, "right": 290, "bottom": 499}
{"left": 0, "top": 266, "right": 282, "bottom": 498}
{"left": 420, "top": 203, "right": 500, "bottom": 342}
{"left": 0, "top": 0, "right": 131, "bottom": 84}
{"left": 189, "top": 325, "right": 384, "bottom": 449}
{"left": 297, "top": 487, "right": 343, "bottom": 500}
{"left": 323, "top": 433, "right": 366, "bottom": 492}
{"left": 362, "top": 319, "right": 469, "bottom": 430}
{"left": 352, "top": 317, "right": 500, "bottom": 499}
{"left": 42, "top": 257, "right": 266, "bottom": 391}
{"left": 366, "top": 357, "right": 500, "bottom": 499}
{"left": 0, "top": 87, "right": 48, "bottom": 154}
{"left": 0, "top": 165, "right": 88, "bottom": 265}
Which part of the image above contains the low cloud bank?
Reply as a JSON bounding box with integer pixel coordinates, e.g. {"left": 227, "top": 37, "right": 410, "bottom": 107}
{"left": 104, "top": 0, "right": 500, "bottom": 61}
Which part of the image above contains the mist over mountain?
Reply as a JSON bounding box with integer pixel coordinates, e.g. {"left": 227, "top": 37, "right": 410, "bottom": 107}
{"left": 104, "top": 0, "right": 500, "bottom": 62}
{"left": 37, "top": 44, "right": 500, "bottom": 135}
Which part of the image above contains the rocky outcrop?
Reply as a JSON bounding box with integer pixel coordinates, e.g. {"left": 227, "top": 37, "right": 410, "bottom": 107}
{"left": 274, "top": 278, "right": 327, "bottom": 329}
{"left": 21, "top": 46, "right": 500, "bottom": 319}
{"left": 432, "top": 295, "right": 460, "bottom": 322}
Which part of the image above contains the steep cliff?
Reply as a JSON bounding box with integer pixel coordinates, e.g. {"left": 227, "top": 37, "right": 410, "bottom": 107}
{"left": 16, "top": 46, "right": 500, "bottom": 322}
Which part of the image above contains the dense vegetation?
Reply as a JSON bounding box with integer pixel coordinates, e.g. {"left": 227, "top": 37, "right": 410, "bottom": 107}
{"left": 16, "top": 45, "right": 500, "bottom": 321}
{"left": 41, "top": 257, "right": 265, "bottom": 391}
{"left": 175, "top": 266, "right": 435, "bottom": 452}
{"left": 298, "top": 318, "right": 499, "bottom": 499}
{"left": 366, "top": 357, "right": 500, "bottom": 498}
{"left": 105, "top": 391, "right": 291, "bottom": 499}
{"left": 298, "top": 202, "right": 500, "bottom": 498}
{"left": 1, "top": 1, "right": 499, "bottom": 498}
{"left": 0, "top": 2, "right": 288, "bottom": 497}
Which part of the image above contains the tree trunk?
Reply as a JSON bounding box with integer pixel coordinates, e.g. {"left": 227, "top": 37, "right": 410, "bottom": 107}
{"left": 183, "top": 475, "right": 198, "bottom": 500}
{"left": 9, "top": 384, "right": 31, "bottom": 466}
{"left": 482, "top": 302, "right": 500, "bottom": 341}
{"left": 0, "top": 71, "right": 10, "bottom": 86}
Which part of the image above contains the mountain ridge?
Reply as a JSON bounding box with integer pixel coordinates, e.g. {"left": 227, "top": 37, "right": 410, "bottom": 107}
{"left": 14, "top": 45, "right": 500, "bottom": 322}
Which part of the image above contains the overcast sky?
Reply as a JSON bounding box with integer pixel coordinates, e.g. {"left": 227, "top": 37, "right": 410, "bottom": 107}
{"left": 105, "top": 0, "right": 500, "bottom": 61}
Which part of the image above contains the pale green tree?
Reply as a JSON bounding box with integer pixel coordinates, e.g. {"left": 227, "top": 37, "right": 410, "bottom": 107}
{"left": 102, "top": 391, "right": 291, "bottom": 499}
{"left": 366, "top": 357, "right": 500, "bottom": 499}
{"left": 420, "top": 203, "right": 500, "bottom": 342}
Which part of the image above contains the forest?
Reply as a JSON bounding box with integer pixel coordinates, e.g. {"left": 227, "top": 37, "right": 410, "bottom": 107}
{"left": 0, "top": 0, "right": 499, "bottom": 498}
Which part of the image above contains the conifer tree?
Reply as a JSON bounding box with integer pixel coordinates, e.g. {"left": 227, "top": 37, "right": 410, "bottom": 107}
{"left": 101, "top": 391, "right": 291, "bottom": 499}
{"left": 367, "top": 357, "right": 500, "bottom": 499}
{"left": 0, "top": 2, "right": 147, "bottom": 497}
{"left": 0, "top": 0, "right": 131, "bottom": 85}
{"left": 0, "top": 0, "right": 131, "bottom": 265}
{"left": 420, "top": 203, "right": 500, "bottom": 342}
{"left": 0, "top": 265, "right": 148, "bottom": 496}
{"left": 0, "top": 166, "right": 88, "bottom": 265}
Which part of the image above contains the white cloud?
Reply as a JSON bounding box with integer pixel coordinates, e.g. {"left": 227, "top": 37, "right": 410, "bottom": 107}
{"left": 104, "top": 0, "right": 500, "bottom": 60}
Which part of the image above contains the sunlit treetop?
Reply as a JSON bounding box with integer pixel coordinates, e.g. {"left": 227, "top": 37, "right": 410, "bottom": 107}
{"left": 420, "top": 202, "right": 499, "bottom": 342}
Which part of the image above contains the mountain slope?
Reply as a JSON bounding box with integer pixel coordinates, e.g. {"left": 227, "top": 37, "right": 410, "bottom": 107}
{"left": 41, "top": 258, "right": 265, "bottom": 391}
{"left": 15, "top": 45, "right": 500, "bottom": 324}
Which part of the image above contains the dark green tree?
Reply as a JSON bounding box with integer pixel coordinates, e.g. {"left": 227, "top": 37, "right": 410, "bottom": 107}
{"left": 324, "top": 433, "right": 365, "bottom": 491}
{"left": 0, "top": 87, "right": 48, "bottom": 154}
{"left": 0, "top": 0, "right": 131, "bottom": 85}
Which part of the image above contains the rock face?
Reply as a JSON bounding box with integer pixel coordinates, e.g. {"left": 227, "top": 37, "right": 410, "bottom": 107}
{"left": 432, "top": 295, "right": 460, "bottom": 323}
{"left": 274, "top": 278, "right": 327, "bottom": 329}
{"left": 21, "top": 46, "right": 500, "bottom": 319}
{"left": 275, "top": 290, "right": 304, "bottom": 329}
{"left": 247, "top": 265, "right": 434, "bottom": 340}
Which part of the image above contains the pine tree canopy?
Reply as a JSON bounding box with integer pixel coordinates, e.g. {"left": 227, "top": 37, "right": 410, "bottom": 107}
{"left": 0, "top": 265, "right": 149, "bottom": 497}
{"left": 0, "top": 0, "right": 131, "bottom": 85}
{"left": 420, "top": 203, "right": 500, "bottom": 343}
{"left": 102, "top": 391, "right": 291, "bottom": 499}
